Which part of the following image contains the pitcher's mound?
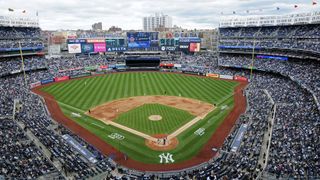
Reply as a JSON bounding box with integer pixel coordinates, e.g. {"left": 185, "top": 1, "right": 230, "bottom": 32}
{"left": 149, "top": 115, "right": 162, "bottom": 121}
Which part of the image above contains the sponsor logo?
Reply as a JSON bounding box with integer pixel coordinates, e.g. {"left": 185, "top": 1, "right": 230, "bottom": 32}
{"left": 107, "top": 47, "right": 126, "bottom": 52}
{"left": 194, "top": 128, "right": 205, "bottom": 136}
{"left": 70, "top": 44, "right": 79, "bottom": 50}
{"left": 108, "top": 133, "right": 125, "bottom": 140}
{"left": 159, "top": 153, "right": 174, "bottom": 163}
{"left": 179, "top": 45, "right": 189, "bottom": 49}
{"left": 161, "top": 46, "right": 166, "bottom": 51}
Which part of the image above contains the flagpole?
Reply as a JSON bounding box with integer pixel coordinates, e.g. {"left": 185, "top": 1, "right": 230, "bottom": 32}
{"left": 19, "top": 41, "right": 28, "bottom": 87}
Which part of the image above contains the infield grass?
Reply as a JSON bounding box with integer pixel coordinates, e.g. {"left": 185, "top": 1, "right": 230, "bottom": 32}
{"left": 114, "top": 103, "right": 195, "bottom": 135}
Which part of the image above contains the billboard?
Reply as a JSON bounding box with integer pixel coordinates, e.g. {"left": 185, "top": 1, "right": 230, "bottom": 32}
{"left": 94, "top": 43, "right": 106, "bottom": 52}
{"left": 127, "top": 32, "right": 153, "bottom": 49}
{"left": 189, "top": 43, "right": 200, "bottom": 52}
{"left": 81, "top": 43, "right": 94, "bottom": 53}
{"left": 68, "top": 44, "right": 81, "bottom": 53}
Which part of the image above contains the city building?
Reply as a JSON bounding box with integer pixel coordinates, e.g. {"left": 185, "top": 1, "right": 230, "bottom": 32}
{"left": 92, "top": 22, "right": 102, "bottom": 31}
{"left": 143, "top": 13, "right": 172, "bottom": 31}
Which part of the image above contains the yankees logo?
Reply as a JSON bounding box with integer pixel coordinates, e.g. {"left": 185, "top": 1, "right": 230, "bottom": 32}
{"left": 159, "top": 153, "right": 174, "bottom": 163}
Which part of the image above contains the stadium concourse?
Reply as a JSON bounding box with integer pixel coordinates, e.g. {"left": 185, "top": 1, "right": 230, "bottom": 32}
{"left": 0, "top": 19, "right": 320, "bottom": 180}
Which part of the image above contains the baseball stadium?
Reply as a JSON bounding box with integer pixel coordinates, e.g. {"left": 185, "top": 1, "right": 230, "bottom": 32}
{"left": 0, "top": 1, "right": 320, "bottom": 180}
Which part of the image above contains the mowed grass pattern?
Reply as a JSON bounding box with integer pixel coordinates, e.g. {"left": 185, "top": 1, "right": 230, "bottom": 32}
{"left": 114, "top": 104, "right": 195, "bottom": 135}
{"left": 41, "top": 72, "right": 239, "bottom": 164}
{"left": 41, "top": 72, "right": 238, "bottom": 111}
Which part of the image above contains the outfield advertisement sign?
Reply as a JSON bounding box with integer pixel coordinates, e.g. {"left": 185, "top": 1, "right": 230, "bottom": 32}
{"left": 220, "top": 74, "right": 233, "bottom": 80}
{"left": 94, "top": 43, "right": 106, "bottom": 52}
{"left": 41, "top": 78, "right": 54, "bottom": 85}
{"left": 54, "top": 76, "right": 69, "bottom": 82}
{"left": 62, "top": 134, "right": 97, "bottom": 164}
{"left": 100, "top": 65, "right": 108, "bottom": 69}
{"left": 68, "top": 44, "right": 81, "bottom": 53}
{"left": 70, "top": 73, "right": 91, "bottom": 79}
{"left": 206, "top": 73, "right": 219, "bottom": 78}
{"left": 30, "top": 81, "right": 41, "bottom": 88}
{"left": 234, "top": 75, "right": 248, "bottom": 82}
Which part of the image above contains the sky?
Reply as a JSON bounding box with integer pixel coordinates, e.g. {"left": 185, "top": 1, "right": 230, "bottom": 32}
{"left": 0, "top": 0, "right": 319, "bottom": 30}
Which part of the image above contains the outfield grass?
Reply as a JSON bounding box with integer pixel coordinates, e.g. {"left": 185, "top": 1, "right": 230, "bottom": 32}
{"left": 114, "top": 103, "right": 195, "bottom": 135}
{"left": 41, "top": 72, "right": 239, "bottom": 164}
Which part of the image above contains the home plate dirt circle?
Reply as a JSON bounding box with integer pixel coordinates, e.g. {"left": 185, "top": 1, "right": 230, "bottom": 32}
{"left": 149, "top": 115, "right": 162, "bottom": 121}
{"left": 145, "top": 134, "right": 179, "bottom": 151}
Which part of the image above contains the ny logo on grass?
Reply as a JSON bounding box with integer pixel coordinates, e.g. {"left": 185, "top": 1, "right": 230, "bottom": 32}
{"left": 159, "top": 153, "right": 174, "bottom": 163}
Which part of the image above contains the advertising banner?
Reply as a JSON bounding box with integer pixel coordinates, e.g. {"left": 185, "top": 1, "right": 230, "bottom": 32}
{"left": 179, "top": 44, "right": 189, "bottom": 49}
{"left": 174, "top": 64, "right": 182, "bottom": 68}
{"left": 219, "top": 45, "right": 261, "bottom": 50}
{"left": 100, "top": 65, "right": 108, "bottom": 69}
{"left": 54, "top": 76, "right": 69, "bottom": 82}
{"left": 207, "top": 73, "right": 219, "bottom": 78}
{"left": 179, "top": 37, "right": 201, "bottom": 43}
{"left": 85, "top": 66, "right": 98, "bottom": 71}
{"left": 94, "top": 43, "right": 106, "bottom": 52}
{"left": 234, "top": 75, "right": 248, "bottom": 82}
{"left": 220, "top": 74, "right": 233, "bottom": 80}
{"left": 160, "top": 46, "right": 177, "bottom": 51}
{"left": 67, "top": 39, "right": 86, "bottom": 43}
{"left": 62, "top": 134, "right": 97, "bottom": 163}
{"left": 70, "top": 73, "right": 91, "bottom": 79}
{"left": 68, "top": 44, "right": 81, "bottom": 53}
{"left": 231, "top": 124, "right": 248, "bottom": 152}
{"left": 87, "top": 39, "right": 105, "bottom": 43}
{"left": 189, "top": 43, "right": 200, "bottom": 52}
{"left": 81, "top": 43, "right": 94, "bottom": 53}
{"left": 41, "top": 78, "right": 54, "bottom": 85}
{"left": 0, "top": 46, "right": 43, "bottom": 52}
{"left": 106, "top": 47, "right": 127, "bottom": 52}
{"left": 160, "top": 63, "right": 174, "bottom": 67}
{"left": 30, "top": 81, "right": 41, "bottom": 88}
{"left": 256, "top": 55, "right": 288, "bottom": 61}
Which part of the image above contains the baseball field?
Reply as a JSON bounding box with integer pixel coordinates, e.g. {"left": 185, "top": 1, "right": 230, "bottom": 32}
{"left": 34, "top": 72, "right": 246, "bottom": 171}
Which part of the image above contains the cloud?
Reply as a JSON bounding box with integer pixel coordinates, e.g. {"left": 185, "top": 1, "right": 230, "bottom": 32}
{"left": 0, "top": 0, "right": 318, "bottom": 30}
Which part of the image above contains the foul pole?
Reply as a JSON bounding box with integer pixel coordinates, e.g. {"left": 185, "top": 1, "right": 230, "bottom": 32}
{"left": 18, "top": 41, "right": 28, "bottom": 87}
{"left": 249, "top": 39, "right": 256, "bottom": 81}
